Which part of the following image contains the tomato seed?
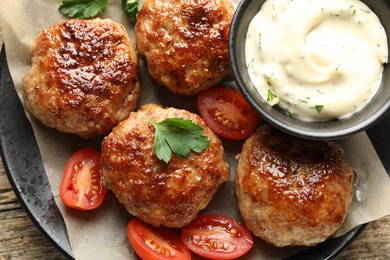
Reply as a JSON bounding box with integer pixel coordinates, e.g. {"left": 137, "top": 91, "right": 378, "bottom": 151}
{"left": 215, "top": 110, "right": 240, "bottom": 131}
{"left": 223, "top": 242, "right": 229, "bottom": 250}
{"left": 211, "top": 241, "right": 217, "bottom": 250}
{"left": 230, "top": 228, "right": 238, "bottom": 235}
{"left": 145, "top": 239, "right": 153, "bottom": 247}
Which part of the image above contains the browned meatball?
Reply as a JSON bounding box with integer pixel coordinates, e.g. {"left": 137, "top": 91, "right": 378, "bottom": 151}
{"left": 22, "top": 18, "right": 140, "bottom": 138}
{"left": 135, "top": 0, "right": 234, "bottom": 95}
{"left": 235, "top": 125, "right": 355, "bottom": 247}
{"left": 101, "top": 104, "right": 229, "bottom": 228}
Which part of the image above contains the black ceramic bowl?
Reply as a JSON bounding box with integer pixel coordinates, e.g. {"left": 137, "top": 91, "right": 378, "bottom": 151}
{"left": 229, "top": 0, "right": 390, "bottom": 140}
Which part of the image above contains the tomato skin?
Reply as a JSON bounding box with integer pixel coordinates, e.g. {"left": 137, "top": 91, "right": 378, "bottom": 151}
{"left": 60, "top": 148, "right": 107, "bottom": 210}
{"left": 127, "top": 218, "right": 191, "bottom": 260}
{"left": 197, "top": 87, "right": 261, "bottom": 140}
{"left": 181, "top": 214, "right": 254, "bottom": 260}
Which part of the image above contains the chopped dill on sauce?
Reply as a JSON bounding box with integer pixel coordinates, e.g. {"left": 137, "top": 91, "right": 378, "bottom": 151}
{"left": 258, "top": 33, "right": 262, "bottom": 50}
{"left": 360, "top": 8, "right": 370, "bottom": 13}
{"left": 246, "top": 58, "right": 255, "bottom": 69}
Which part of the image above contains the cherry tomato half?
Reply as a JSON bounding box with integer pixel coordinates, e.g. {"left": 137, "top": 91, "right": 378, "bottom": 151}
{"left": 60, "top": 148, "right": 107, "bottom": 210}
{"left": 127, "top": 218, "right": 191, "bottom": 260}
{"left": 181, "top": 214, "right": 254, "bottom": 260}
{"left": 197, "top": 87, "right": 261, "bottom": 140}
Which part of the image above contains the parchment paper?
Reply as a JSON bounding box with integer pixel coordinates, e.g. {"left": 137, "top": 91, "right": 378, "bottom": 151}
{"left": 1, "top": 0, "right": 390, "bottom": 259}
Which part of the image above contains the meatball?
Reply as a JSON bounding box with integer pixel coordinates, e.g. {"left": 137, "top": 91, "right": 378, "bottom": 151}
{"left": 101, "top": 104, "right": 229, "bottom": 228}
{"left": 234, "top": 125, "right": 355, "bottom": 247}
{"left": 135, "top": 0, "right": 234, "bottom": 95}
{"left": 22, "top": 18, "right": 140, "bottom": 138}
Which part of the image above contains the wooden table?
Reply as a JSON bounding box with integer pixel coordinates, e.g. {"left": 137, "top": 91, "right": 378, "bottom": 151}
{"left": 0, "top": 21, "right": 389, "bottom": 260}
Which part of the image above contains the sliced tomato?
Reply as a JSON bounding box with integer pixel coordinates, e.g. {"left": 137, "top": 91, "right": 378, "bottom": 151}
{"left": 181, "top": 214, "right": 254, "bottom": 260}
{"left": 60, "top": 148, "right": 107, "bottom": 210}
{"left": 197, "top": 87, "right": 261, "bottom": 140}
{"left": 127, "top": 218, "right": 191, "bottom": 260}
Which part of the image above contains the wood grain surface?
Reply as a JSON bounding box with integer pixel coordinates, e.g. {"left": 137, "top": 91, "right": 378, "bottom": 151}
{"left": 0, "top": 19, "right": 389, "bottom": 260}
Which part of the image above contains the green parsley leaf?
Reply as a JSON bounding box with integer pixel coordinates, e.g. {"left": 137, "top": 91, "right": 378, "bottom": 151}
{"left": 59, "top": 0, "right": 109, "bottom": 19}
{"left": 122, "top": 0, "right": 139, "bottom": 24}
{"left": 314, "top": 105, "right": 324, "bottom": 113}
{"left": 150, "top": 118, "right": 210, "bottom": 163}
{"left": 267, "top": 89, "right": 278, "bottom": 102}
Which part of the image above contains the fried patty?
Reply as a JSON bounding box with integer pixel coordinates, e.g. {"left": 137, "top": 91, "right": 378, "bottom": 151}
{"left": 22, "top": 18, "right": 140, "bottom": 138}
{"left": 135, "top": 0, "right": 234, "bottom": 95}
{"left": 101, "top": 104, "right": 229, "bottom": 228}
{"left": 235, "top": 125, "right": 355, "bottom": 247}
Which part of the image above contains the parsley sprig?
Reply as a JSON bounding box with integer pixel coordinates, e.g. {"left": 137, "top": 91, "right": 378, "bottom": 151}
{"left": 150, "top": 118, "right": 210, "bottom": 164}
{"left": 59, "top": 0, "right": 108, "bottom": 19}
{"left": 122, "top": 0, "right": 139, "bottom": 24}
{"left": 59, "top": 0, "right": 139, "bottom": 23}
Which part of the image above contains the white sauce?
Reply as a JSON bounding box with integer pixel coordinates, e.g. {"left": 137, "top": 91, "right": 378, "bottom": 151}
{"left": 245, "top": 0, "right": 388, "bottom": 121}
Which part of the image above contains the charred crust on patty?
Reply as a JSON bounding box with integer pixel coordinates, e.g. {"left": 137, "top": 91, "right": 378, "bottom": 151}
{"left": 22, "top": 18, "right": 140, "bottom": 138}
{"left": 234, "top": 125, "right": 355, "bottom": 247}
{"left": 135, "top": 0, "right": 234, "bottom": 95}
